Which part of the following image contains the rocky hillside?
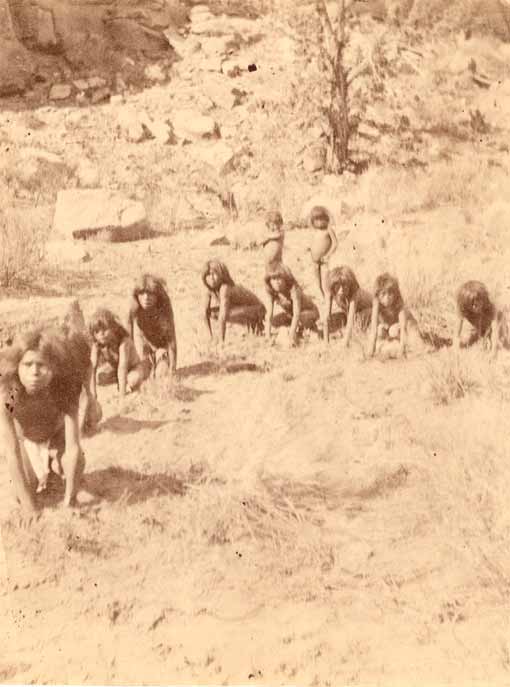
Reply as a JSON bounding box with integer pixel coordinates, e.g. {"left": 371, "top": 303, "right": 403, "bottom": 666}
{"left": 0, "top": 0, "right": 186, "bottom": 103}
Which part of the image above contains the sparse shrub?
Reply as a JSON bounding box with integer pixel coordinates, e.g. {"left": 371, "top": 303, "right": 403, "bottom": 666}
{"left": 424, "top": 350, "right": 480, "bottom": 405}
{"left": 0, "top": 207, "right": 46, "bottom": 289}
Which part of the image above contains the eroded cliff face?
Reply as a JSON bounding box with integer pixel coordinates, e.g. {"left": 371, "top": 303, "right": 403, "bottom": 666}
{"left": 0, "top": 0, "right": 185, "bottom": 101}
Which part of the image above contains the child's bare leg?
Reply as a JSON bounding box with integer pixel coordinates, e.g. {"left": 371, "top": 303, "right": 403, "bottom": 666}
{"left": 127, "top": 361, "right": 151, "bottom": 391}
{"left": 154, "top": 349, "right": 170, "bottom": 379}
{"left": 377, "top": 324, "right": 389, "bottom": 340}
{"left": 313, "top": 262, "right": 323, "bottom": 297}
{"left": 388, "top": 324, "right": 401, "bottom": 340}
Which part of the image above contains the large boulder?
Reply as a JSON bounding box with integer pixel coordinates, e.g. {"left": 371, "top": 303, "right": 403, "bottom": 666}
{"left": 53, "top": 189, "right": 149, "bottom": 241}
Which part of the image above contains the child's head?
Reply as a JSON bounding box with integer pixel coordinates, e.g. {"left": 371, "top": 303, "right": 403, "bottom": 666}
{"left": 265, "top": 210, "right": 284, "bottom": 235}
{"left": 457, "top": 280, "right": 493, "bottom": 319}
{"left": 0, "top": 327, "right": 82, "bottom": 408}
{"left": 374, "top": 273, "right": 403, "bottom": 310}
{"left": 327, "top": 266, "right": 359, "bottom": 301}
{"left": 133, "top": 274, "right": 168, "bottom": 311}
{"left": 309, "top": 205, "right": 330, "bottom": 230}
{"left": 265, "top": 264, "right": 296, "bottom": 296}
{"left": 201, "top": 260, "right": 235, "bottom": 292}
{"left": 89, "top": 309, "right": 127, "bottom": 347}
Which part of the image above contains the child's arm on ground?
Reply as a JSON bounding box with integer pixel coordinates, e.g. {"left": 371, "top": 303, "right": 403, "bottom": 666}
{"left": 344, "top": 299, "right": 356, "bottom": 348}
{"left": 264, "top": 292, "right": 274, "bottom": 340}
{"left": 62, "top": 408, "right": 83, "bottom": 507}
{"left": 289, "top": 286, "right": 302, "bottom": 345}
{"left": 453, "top": 315, "right": 463, "bottom": 352}
{"left": 90, "top": 343, "right": 99, "bottom": 399}
{"left": 167, "top": 302, "right": 178, "bottom": 372}
{"left": 217, "top": 284, "right": 231, "bottom": 344}
{"left": 117, "top": 340, "right": 129, "bottom": 396}
{"left": 0, "top": 402, "right": 37, "bottom": 512}
{"left": 398, "top": 308, "right": 408, "bottom": 358}
{"left": 368, "top": 299, "right": 379, "bottom": 357}
{"left": 490, "top": 316, "right": 499, "bottom": 360}
{"left": 203, "top": 290, "right": 213, "bottom": 338}
{"left": 322, "top": 290, "right": 333, "bottom": 344}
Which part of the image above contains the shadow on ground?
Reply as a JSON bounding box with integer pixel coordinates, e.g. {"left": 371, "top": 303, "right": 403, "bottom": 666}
{"left": 84, "top": 466, "right": 186, "bottom": 505}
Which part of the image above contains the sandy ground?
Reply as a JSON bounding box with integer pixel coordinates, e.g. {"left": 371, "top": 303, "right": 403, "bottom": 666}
{"left": 1, "top": 229, "right": 510, "bottom": 685}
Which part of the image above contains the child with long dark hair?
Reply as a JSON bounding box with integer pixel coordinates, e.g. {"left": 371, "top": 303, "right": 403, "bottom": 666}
{"left": 264, "top": 264, "right": 320, "bottom": 345}
{"left": 89, "top": 308, "right": 150, "bottom": 397}
{"left": 202, "top": 260, "right": 265, "bottom": 342}
{"left": 129, "top": 274, "right": 177, "bottom": 378}
{"left": 323, "top": 266, "right": 372, "bottom": 345}
{"left": 0, "top": 326, "right": 88, "bottom": 511}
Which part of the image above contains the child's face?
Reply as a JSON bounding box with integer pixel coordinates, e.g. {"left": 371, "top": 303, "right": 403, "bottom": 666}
{"left": 266, "top": 221, "right": 283, "bottom": 236}
{"left": 205, "top": 272, "right": 221, "bottom": 290}
{"left": 18, "top": 350, "right": 53, "bottom": 395}
{"left": 93, "top": 327, "right": 113, "bottom": 346}
{"left": 270, "top": 277, "right": 286, "bottom": 293}
{"left": 138, "top": 291, "right": 157, "bottom": 310}
{"left": 378, "top": 287, "right": 395, "bottom": 309}
{"left": 312, "top": 217, "right": 329, "bottom": 230}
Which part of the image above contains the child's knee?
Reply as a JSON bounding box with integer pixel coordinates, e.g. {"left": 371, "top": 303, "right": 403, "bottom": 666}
{"left": 388, "top": 324, "right": 401, "bottom": 339}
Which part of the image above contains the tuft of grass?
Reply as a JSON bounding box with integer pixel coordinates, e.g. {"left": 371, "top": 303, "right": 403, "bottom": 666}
{"left": 0, "top": 206, "right": 47, "bottom": 289}
{"left": 424, "top": 350, "right": 481, "bottom": 405}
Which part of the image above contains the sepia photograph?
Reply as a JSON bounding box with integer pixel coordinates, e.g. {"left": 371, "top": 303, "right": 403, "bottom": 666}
{"left": 1, "top": 0, "right": 510, "bottom": 684}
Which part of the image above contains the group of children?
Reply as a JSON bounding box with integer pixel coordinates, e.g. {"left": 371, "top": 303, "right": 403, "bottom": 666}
{"left": 1, "top": 205, "right": 508, "bottom": 516}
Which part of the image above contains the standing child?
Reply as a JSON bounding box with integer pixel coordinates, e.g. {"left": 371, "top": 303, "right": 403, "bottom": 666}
{"left": 89, "top": 308, "right": 150, "bottom": 398}
{"left": 264, "top": 264, "right": 320, "bottom": 346}
{"left": 262, "top": 210, "right": 285, "bottom": 274}
{"left": 202, "top": 260, "right": 266, "bottom": 343}
{"left": 129, "top": 274, "right": 177, "bottom": 378}
{"left": 368, "top": 273, "right": 420, "bottom": 359}
{"left": 323, "top": 266, "right": 372, "bottom": 346}
{"left": 0, "top": 327, "right": 88, "bottom": 512}
{"left": 309, "top": 206, "right": 338, "bottom": 298}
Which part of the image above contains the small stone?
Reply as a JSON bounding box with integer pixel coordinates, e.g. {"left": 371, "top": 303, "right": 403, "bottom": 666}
{"left": 87, "top": 76, "right": 107, "bottom": 89}
{"left": 172, "top": 110, "right": 220, "bottom": 140}
{"left": 73, "top": 79, "right": 89, "bottom": 91}
{"left": 302, "top": 145, "right": 326, "bottom": 173}
{"left": 49, "top": 84, "right": 71, "bottom": 100}
{"left": 90, "top": 87, "right": 111, "bottom": 104}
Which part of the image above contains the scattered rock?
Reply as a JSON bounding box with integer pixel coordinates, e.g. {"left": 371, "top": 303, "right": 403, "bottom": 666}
{"left": 117, "top": 108, "right": 150, "bottom": 143}
{"left": 210, "top": 234, "right": 231, "bottom": 246}
{"left": 191, "top": 141, "right": 234, "bottom": 173}
{"left": 221, "top": 60, "right": 243, "bottom": 77}
{"left": 171, "top": 192, "right": 224, "bottom": 229}
{"left": 87, "top": 77, "right": 107, "bottom": 90}
{"left": 90, "top": 87, "right": 111, "bottom": 104}
{"left": 172, "top": 110, "right": 220, "bottom": 140}
{"left": 49, "top": 84, "right": 71, "bottom": 101}
{"left": 302, "top": 145, "right": 326, "bottom": 173}
{"left": 53, "top": 189, "right": 149, "bottom": 241}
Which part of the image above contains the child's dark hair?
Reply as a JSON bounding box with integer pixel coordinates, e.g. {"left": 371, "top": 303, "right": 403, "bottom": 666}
{"left": 201, "top": 260, "right": 235, "bottom": 292}
{"left": 89, "top": 308, "right": 128, "bottom": 345}
{"left": 264, "top": 264, "right": 297, "bottom": 296}
{"left": 456, "top": 280, "right": 495, "bottom": 323}
{"left": 374, "top": 273, "right": 404, "bottom": 310}
{"left": 132, "top": 274, "right": 171, "bottom": 313}
{"left": 0, "top": 326, "right": 86, "bottom": 412}
{"left": 265, "top": 210, "right": 283, "bottom": 227}
{"left": 309, "top": 205, "right": 330, "bottom": 224}
{"left": 327, "top": 266, "right": 360, "bottom": 301}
